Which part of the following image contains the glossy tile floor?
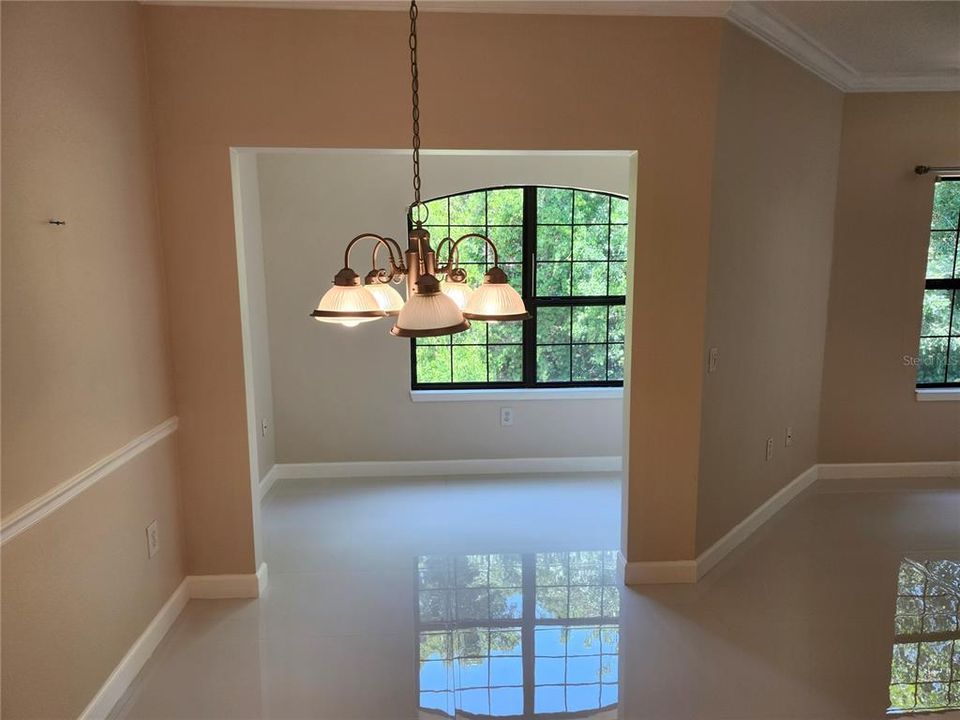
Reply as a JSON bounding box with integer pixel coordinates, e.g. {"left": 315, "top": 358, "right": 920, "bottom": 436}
{"left": 111, "top": 474, "right": 960, "bottom": 720}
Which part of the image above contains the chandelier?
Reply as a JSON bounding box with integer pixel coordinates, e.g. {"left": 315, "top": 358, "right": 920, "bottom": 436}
{"left": 311, "top": 0, "right": 529, "bottom": 337}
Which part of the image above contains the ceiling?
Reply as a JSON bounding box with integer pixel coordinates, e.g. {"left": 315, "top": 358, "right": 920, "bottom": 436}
{"left": 731, "top": 1, "right": 960, "bottom": 91}
{"left": 145, "top": 0, "right": 960, "bottom": 91}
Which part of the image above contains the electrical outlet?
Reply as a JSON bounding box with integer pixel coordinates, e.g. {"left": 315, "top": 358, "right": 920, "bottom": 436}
{"left": 500, "top": 407, "right": 514, "bottom": 427}
{"left": 765, "top": 437, "right": 774, "bottom": 462}
{"left": 146, "top": 520, "right": 159, "bottom": 559}
{"left": 785, "top": 426, "right": 794, "bottom": 447}
{"left": 261, "top": 418, "right": 270, "bottom": 438}
{"left": 708, "top": 347, "right": 719, "bottom": 374}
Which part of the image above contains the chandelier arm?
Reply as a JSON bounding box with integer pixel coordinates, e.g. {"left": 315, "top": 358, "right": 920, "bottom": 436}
{"left": 342, "top": 233, "right": 403, "bottom": 273}
{"left": 370, "top": 237, "right": 407, "bottom": 279}
{"left": 446, "top": 233, "right": 501, "bottom": 271}
{"left": 434, "top": 236, "right": 460, "bottom": 273}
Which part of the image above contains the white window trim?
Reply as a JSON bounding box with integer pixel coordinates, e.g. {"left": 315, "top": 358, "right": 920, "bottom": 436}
{"left": 916, "top": 388, "right": 960, "bottom": 402}
{"left": 410, "top": 387, "right": 623, "bottom": 402}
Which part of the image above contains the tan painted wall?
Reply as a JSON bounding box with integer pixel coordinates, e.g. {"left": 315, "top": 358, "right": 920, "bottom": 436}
{"left": 819, "top": 93, "right": 960, "bottom": 463}
{"left": 1, "top": 3, "right": 185, "bottom": 718}
{"left": 695, "top": 27, "right": 843, "bottom": 553}
{"left": 1, "top": 438, "right": 184, "bottom": 720}
{"left": 2, "top": 1, "right": 175, "bottom": 511}
{"left": 142, "top": 6, "right": 725, "bottom": 566}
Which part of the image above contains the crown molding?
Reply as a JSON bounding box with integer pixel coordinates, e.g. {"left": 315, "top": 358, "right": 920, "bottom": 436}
{"left": 141, "top": 0, "right": 730, "bottom": 16}
{"left": 727, "top": 2, "right": 960, "bottom": 93}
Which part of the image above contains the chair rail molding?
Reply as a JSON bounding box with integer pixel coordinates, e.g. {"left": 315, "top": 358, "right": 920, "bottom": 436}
{"left": 1, "top": 417, "right": 179, "bottom": 545}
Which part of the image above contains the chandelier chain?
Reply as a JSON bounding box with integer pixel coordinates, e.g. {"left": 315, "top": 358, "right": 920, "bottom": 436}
{"left": 409, "top": 0, "right": 422, "bottom": 214}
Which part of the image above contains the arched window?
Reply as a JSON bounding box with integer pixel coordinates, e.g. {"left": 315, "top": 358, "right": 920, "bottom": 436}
{"left": 408, "top": 186, "right": 628, "bottom": 389}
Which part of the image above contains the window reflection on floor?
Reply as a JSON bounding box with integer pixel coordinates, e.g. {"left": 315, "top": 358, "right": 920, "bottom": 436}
{"left": 888, "top": 558, "right": 960, "bottom": 714}
{"left": 417, "top": 551, "right": 620, "bottom": 718}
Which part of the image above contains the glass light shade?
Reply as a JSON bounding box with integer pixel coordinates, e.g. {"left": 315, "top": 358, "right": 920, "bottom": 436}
{"left": 440, "top": 278, "right": 474, "bottom": 310}
{"left": 391, "top": 290, "right": 469, "bottom": 337}
{"left": 311, "top": 284, "right": 384, "bottom": 327}
{"left": 364, "top": 281, "right": 405, "bottom": 315}
{"left": 462, "top": 280, "right": 529, "bottom": 321}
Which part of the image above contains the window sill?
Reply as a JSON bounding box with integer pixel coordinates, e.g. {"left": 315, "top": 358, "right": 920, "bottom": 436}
{"left": 916, "top": 388, "right": 960, "bottom": 402}
{"left": 410, "top": 387, "right": 624, "bottom": 402}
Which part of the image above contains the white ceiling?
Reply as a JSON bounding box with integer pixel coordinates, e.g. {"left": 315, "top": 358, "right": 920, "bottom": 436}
{"left": 731, "top": 1, "right": 960, "bottom": 91}
{"left": 144, "top": 0, "right": 960, "bottom": 91}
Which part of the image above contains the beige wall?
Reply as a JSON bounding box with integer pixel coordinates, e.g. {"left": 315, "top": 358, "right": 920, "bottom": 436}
{"left": 1, "top": 3, "right": 185, "bottom": 718}
{"left": 819, "top": 93, "right": 960, "bottom": 463}
{"left": 142, "top": 6, "right": 725, "bottom": 566}
{"left": 695, "top": 27, "right": 843, "bottom": 553}
{"left": 254, "top": 150, "right": 627, "bottom": 465}
{"left": 1, "top": 437, "right": 183, "bottom": 720}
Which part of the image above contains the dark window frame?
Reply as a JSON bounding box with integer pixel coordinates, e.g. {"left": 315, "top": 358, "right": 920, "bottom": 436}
{"left": 918, "top": 177, "right": 960, "bottom": 388}
{"left": 407, "top": 185, "right": 628, "bottom": 391}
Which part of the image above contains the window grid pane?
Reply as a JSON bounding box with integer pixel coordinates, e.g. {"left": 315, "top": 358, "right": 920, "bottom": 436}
{"left": 918, "top": 179, "right": 960, "bottom": 387}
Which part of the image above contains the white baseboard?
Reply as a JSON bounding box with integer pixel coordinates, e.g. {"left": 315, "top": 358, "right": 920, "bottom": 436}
{"left": 82, "top": 562, "right": 270, "bottom": 718}
{"left": 188, "top": 562, "right": 269, "bottom": 599}
{"left": 619, "top": 460, "right": 960, "bottom": 585}
{"left": 618, "top": 552, "right": 697, "bottom": 584}
{"left": 621, "top": 464, "right": 818, "bottom": 585}
{"left": 817, "top": 460, "right": 960, "bottom": 480}
{"left": 264, "top": 456, "right": 622, "bottom": 486}
{"left": 259, "top": 466, "right": 280, "bottom": 501}
{"left": 78, "top": 578, "right": 190, "bottom": 720}
{"left": 696, "top": 464, "right": 819, "bottom": 579}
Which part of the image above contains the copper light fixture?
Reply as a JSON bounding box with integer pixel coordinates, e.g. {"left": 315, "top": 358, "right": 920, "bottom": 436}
{"left": 311, "top": 0, "right": 530, "bottom": 337}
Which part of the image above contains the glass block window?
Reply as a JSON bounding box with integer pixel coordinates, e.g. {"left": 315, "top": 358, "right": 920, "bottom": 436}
{"left": 410, "top": 186, "right": 628, "bottom": 389}
{"left": 888, "top": 558, "right": 960, "bottom": 714}
{"left": 917, "top": 179, "right": 960, "bottom": 386}
{"left": 416, "top": 551, "right": 621, "bottom": 718}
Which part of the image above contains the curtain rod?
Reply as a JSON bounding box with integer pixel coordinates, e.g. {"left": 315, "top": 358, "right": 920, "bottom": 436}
{"left": 915, "top": 165, "right": 960, "bottom": 175}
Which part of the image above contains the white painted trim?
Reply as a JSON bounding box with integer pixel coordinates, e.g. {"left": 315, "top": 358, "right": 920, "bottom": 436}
{"left": 141, "top": 1, "right": 731, "bottom": 18}
{"left": 818, "top": 461, "right": 960, "bottom": 480}
{"left": 696, "top": 464, "right": 818, "bottom": 579}
{"left": 187, "top": 562, "right": 269, "bottom": 599}
{"left": 727, "top": 2, "right": 853, "bottom": 91}
{"left": 78, "top": 578, "right": 190, "bottom": 720}
{"left": 259, "top": 465, "right": 280, "bottom": 501}
{"left": 917, "top": 388, "right": 960, "bottom": 402}
{"left": 618, "top": 551, "right": 697, "bottom": 585}
{"left": 267, "top": 456, "right": 622, "bottom": 483}
{"left": 410, "top": 387, "right": 623, "bottom": 402}
{"left": 0, "top": 417, "right": 179, "bottom": 546}
{"left": 621, "top": 464, "right": 817, "bottom": 584}
{"left": 727, "top": 3, "right": 960, "bottom": 93}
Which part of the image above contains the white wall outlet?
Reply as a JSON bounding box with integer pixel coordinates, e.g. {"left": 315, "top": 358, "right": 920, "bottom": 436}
{"left": 260, "top": 418, "right": 270, "bottom": 437}
{"left": 785, "top": 426, "right": 794, "bottom": 447}
{"left": 500, "top": 407, "right": 514, "bottom": 427}
{"left": 765, "top": 437, "right": 774, "bottom": 462}
{"left": 707, "top": 347, "right": 719, "bottom": 374}
{"left": 146, "top": 520, "right": 159, "bottom": 558}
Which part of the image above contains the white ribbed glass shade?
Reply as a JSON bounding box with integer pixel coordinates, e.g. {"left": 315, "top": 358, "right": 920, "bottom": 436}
{"left": 462, "top": 281, "right": 529, "bottom": 321}
{"left": 365, "top": 281, "right": 405, "bottom": 315}
{"left": 312, "top": 285, "right": 384, "bottom": 327}
{"left": 440, "top": 279, "right": 474, "bottom": 310}
{"left": 391, "top": 290, "right": 469, "bottom": 337}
